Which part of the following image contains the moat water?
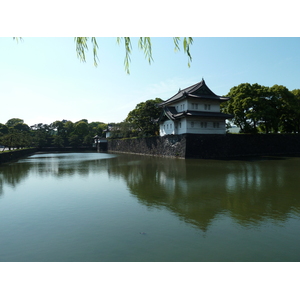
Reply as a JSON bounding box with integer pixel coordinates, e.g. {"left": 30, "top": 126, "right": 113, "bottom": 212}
{"left": 0, "top": 152, "right": 300, "bottom": 261}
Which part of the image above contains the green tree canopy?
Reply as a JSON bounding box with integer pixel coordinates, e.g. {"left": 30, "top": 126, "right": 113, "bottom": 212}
{"left": 0, "top": 123, "right": 9, "bottom": 135}
{"left": 126, "top": 98, "right": 163, "bottom": 136}
{"left": 13, "top": 123, "right": 30, "bottom": 132}
{"left": 290, "top": 89, "right": 300, "bottom": 133}
{"left": 74, "top": 121, "right": 89, "bottom": 137}
{"left": 51, "top": 120, "right": 65, "bottom": 135}
{"left": 222, "top": 83, "right": 299, "bottom": 133}
{"left": 5, "top": 118, "right": 24, "bottom": 128}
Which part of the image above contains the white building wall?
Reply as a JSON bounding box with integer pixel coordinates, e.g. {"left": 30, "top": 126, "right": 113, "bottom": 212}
{"left": 177, "top": 119, "right": 187, "bottom": 135}
{"left": 188, "top": 100, "right": 220, "bottom": 112}
{"left": 160, "top": 118, "right": 226, "bottom": 135}
{"left": 160, "top": 120, "right": 175, "bottom": 136}
{"left": 174, "top": 100, "right": 188, "bottom": 112}
{"left": 185, "top": 118, "right": 226, "bottom": 134}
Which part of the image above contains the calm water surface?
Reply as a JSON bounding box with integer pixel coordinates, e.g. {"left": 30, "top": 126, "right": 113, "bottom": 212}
{"left": 0, "top": 152, "right": 300, "bottom": 262}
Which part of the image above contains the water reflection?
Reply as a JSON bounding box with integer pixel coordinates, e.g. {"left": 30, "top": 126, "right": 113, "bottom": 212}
{"left": 1, "top": 152, "right": 300, "bottom": 232}
{"left": 0, "top": 162, "right": 31, "bottom": 193}
{"left": 106, "top": 155, "right": 300, "bottom": 231}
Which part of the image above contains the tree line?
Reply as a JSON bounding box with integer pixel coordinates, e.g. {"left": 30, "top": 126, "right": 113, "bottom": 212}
{"left": 222, "top": 83, "right": 300, "bottom": 134}
{"left": 0, "top": 118, "right": 107, "bottom": 150}
{"left": 0, "top": 98, "right": 163, "bottom": 150}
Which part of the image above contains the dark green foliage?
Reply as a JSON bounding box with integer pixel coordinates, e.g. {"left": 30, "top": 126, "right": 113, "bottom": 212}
{"left": 0, "top": 124, "right": 8, "bottom": 135}
{"left": 222, "top": 83, "right": 300, "bottom": 133}
{"left": 52, "top": 135, "right": 64, "bottom": 148}
{"left": 0, "top": 118, "right": 108, "bottom": 149}
{"left": 68, "top": 134, "right": 81, "bottom": 147}
{"left": 0, "top": 119, "right": 32, "bottom": 150}
{"left": 125, "top": 98, "right": 163, "bottom": 137}
{"left": 5, "top": 118, "right": 24, "bottom": 128}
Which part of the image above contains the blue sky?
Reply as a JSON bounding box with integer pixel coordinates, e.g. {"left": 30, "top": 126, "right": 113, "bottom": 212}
{"left": 1, "top": 37, "right": 300, "bottom": 126}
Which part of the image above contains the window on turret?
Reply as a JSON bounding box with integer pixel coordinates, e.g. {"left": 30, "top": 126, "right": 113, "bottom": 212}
{"left": 192, "top": 103, "right": 198, "bottom": 109}
{"left": 205, "top": 104, "right": 211, "bottom": 110}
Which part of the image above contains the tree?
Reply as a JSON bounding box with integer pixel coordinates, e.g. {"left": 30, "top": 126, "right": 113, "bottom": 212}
{"left": 63, "top": 121, "right": 75, "bottom": 144}
{"left": 31, "top": 129, "right": 49, "bottom": 148}
{"left": 290, "top": 89, "right": 300, "bottom": 133}
{"left": 88, "top": 122, "right": 107, "bottom": 137}
{"left": 222, "top": 83, "right": 267, "bottom": 133}
{"left": 126, "top": 98, "right": 163, "bottom": 136}
{"left": 269, "top": 85, "right": 296, "bottom": 133}
{"left": 51, "top": 120, "right": 65, "bottom": 135}
{"left": 52, "top": 135, "right": 64, "bottom": 148}
{"left": 74, "top": 121, "right": 89, "bottom": 137}
{"left": 13, "top": 122, "right": 30, "bottom": 132}
{"left": 31, "top": 123, "right": 54, "bottom": 148}
{"left": 0, "top": 123, "right": 8, "bottom": 135}
{"left": 222, "top": 83, "right": 298, "bottom": 134}
{"left": 68, "top": 134, "right": 81, "bottom": 148}
{"left": 5, "top": 118, "right": 24, "bottom": 128}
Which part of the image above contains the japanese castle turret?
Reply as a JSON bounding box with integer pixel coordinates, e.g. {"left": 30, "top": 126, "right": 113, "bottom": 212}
{"left": 157, "top": 79, "right": 233, "bottom": 136}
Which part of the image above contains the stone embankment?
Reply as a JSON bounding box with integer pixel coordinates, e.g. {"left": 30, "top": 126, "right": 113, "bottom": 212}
{"left": 108, "top": 134, "right": 300, "bottom": 159}
{"left": 108, "top": 135, "right": 186, "bottom": 158}
{"left": 0, "top": 148, "right": 37, "bottom": 164}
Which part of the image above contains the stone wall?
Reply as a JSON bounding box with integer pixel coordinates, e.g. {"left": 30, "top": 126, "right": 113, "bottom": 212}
{"left": 108, "top": 135, "right": 186, "bottom": 158}
{"left": 185, "top": 134, "right": 300, "bottom": 158}
{"left": 108, "top": 134, "right": 300, "bottom": 159}
{"left": 0, "top": 148, "right": 37, "bottom": 164}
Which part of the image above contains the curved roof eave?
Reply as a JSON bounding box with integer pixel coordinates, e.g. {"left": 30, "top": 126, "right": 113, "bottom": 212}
{"left": 158, "top": 79, "right": 230, "bottom": 107}
{"left": 187, "top": 94, "right": 230, "bottom": 101}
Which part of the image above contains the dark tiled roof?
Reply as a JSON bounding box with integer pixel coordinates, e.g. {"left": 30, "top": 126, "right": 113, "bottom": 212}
{"left": 158, "top": 107, "right": 233, "bottom": 122}
{"left": 163, "top": 106, "right": 233, "bottom": 120}
{"left": 159, "top": 79, "right": 230, "bottom": 107}
{"left": 183, "top": 110, "right": 233, "bottom": 119}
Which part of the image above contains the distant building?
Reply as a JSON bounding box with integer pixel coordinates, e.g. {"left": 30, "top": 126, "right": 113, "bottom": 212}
{"left": 104, "top": 124, "right": 113, "bottom": 138}
{"left": 157, "top": 79, "right": 233, "bottom": 136}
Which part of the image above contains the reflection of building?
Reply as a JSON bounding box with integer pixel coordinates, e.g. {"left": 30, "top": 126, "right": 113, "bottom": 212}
{"left": 158, "top": 79, "right": 233, "bottom": 136}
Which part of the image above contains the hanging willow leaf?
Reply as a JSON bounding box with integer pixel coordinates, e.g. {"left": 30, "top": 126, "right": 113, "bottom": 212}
{"left": 138, "top": 37, "right": 153, "bottom": 65}
{"left": 183, "top": 37, "right": 193, "bottom": 67}
{"left": 91, "top": 37, "right": 99, "bottom": 67}
{"left": 13, "top": 37, "right": 23, "bottom": 43}
{"left": 74, "top": 37, "right": 99, "bottom": 67}
{"left": 173, "top": 37, "right": 181, "bottom": 52}
{"left": 76, "top": 37, "right": 193, "bottom": 73}
{"left": 14, "top": 37, "right": 193, "bottom": 73}
{"left": 74, "top": 37, "right": 88, "bottom": 63}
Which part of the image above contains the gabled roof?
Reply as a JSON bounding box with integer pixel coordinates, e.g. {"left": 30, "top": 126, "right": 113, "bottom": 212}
{"left": 159, "top": 79, "right": 230, "bottom": 107}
